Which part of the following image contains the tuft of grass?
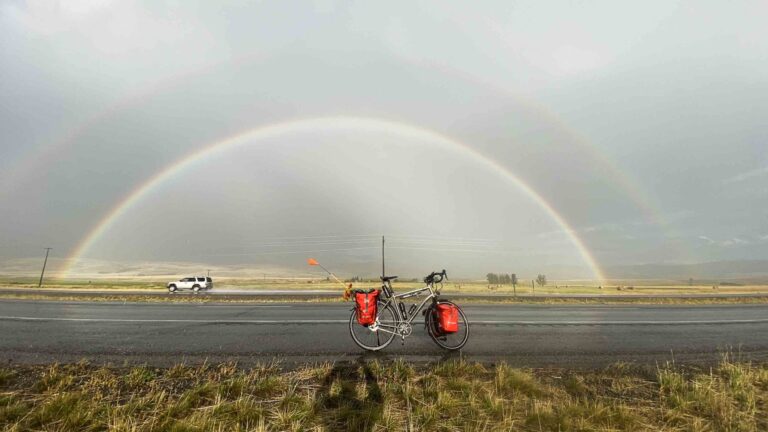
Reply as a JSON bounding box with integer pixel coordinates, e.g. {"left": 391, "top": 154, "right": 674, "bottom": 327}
{"left": 125, "top": 365, "right": 156, "bottom": 388}
{"left": 0, "top": 357, "right": 765, "bottom": 431}
{"left": 657, "top": 355, "right": 766, "bottom": 431}
{"left": 0, "top": 369, "right": 14, "bottom": 387}
{"left": 495, "top": 363, "right": 543, "bottom": 397}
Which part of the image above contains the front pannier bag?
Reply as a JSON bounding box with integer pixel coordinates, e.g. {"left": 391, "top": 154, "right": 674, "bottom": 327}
{"left": 436, "top": 303, "right": 459, "bottom": 333}
{"left": 355, "top": 290, "right": 380, "bottom": 326}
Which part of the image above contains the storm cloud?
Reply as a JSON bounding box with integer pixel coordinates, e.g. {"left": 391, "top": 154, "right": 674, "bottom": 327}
{"left": 1, "top": 1, "right": 766, "bottom": 279}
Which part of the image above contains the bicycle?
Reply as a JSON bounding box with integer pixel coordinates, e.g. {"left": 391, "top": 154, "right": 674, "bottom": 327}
{"left": 349, "top": 270, "right": 470, "bottom": 351}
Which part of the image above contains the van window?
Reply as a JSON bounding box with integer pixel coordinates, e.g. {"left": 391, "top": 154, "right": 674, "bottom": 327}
{"left": 184, "top": 277, "right": 195, "bottom": 282}
{"left": 197, "top": 277, "right": 205, "bottom": 282}
{"left": 206, "top": 277, "right": 212, "bottom": 282}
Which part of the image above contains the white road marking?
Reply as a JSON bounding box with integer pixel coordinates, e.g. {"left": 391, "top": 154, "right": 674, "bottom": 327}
{"left": 197, "top": 305, "right": 292, "bottom": 308}
{"left": 473, "top": 319, "right": 768, "bottom": 325}
{"left": 0, "top": 315, "right": 767, "bottom": 325}
{"left": 0, "top": 316, "right": 347, "bottom": 324}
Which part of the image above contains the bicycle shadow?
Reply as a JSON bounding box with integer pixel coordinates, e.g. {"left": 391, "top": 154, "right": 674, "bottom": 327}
{"left": 313, "top": 356, "right": 384, "bottom": 432}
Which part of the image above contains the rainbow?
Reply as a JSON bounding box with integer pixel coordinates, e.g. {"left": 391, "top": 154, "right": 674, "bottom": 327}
{"left": 61, "top": 116, "right": 606, "bottom": 281}
{"left": 0, "top": 50, "right": 270, "bottom": 198}
{"left": 4, "top": 52, "right": 666, "bottom": 232}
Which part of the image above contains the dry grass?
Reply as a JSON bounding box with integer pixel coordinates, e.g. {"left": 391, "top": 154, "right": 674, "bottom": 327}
{"left": 2, "top": 291, "right": 768, "bottom": 305}
{"left": 0, "top": 291, "right": 768, "bottom": 305}
{"left": 4, "top": 277, "right": 768, "bottom": 296}
{"left": 1, "top": 356, "right": 765, "bottom": 431}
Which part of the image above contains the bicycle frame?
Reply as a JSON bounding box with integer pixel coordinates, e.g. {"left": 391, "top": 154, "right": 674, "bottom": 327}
{"left": 370, "top": 280, "right": 439, "bottom": 337}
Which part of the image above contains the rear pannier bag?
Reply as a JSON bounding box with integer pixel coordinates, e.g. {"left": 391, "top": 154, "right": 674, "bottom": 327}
{"left": 355, "top": 290, "right": 380, "bottom": 326}
{"left": 436, "top": 303, "right": 459, "bottom": 333}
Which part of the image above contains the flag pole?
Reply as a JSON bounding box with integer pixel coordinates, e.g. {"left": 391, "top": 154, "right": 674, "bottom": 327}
{"left": 307, "top": 259, "right": 349, "bottom": 292}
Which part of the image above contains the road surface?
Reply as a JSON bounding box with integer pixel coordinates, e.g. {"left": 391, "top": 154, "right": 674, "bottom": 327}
{"left": 0, "top": 299, "right": 765, "bottom": 367}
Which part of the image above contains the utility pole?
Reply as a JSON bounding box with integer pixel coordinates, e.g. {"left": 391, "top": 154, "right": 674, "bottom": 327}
{"left": 207, "top": 269, "right": 210, "bottom": 277}
{"left": 531, "top": 279, "right": 535, "bottom": 297}
{"left": 39, "top": 248, "right": 52, "bottom": 288}
{"left": 381, "top": 235, "right": 385, "bottom": 279}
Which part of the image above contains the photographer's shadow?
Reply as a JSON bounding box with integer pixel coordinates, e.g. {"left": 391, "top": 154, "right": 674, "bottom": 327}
{"left": 313, "top": 357, "right": 384, "bottom": 432}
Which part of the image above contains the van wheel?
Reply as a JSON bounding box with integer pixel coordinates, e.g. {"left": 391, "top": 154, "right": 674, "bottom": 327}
{"left": 168, "top": 285, "right": 177, "bottom": 293}
{"left": 193, "top": 285, "right": 200, "bottom": 293}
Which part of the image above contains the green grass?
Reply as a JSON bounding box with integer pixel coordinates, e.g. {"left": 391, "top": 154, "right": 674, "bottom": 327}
{"left": 0, "top": 357, "right": 765, "bottom": 431}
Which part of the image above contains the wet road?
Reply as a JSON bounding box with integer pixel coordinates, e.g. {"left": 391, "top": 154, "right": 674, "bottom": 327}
{"left": 1, "top": 300, "right": 765, "bottom": 367}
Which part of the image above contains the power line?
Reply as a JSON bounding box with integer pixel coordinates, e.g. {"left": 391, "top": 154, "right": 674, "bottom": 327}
{"left": 190, "top": 246, "right": 381, "bottom": 257}
{"left": 195, "top": 237, "right": 503, "bottom": 252}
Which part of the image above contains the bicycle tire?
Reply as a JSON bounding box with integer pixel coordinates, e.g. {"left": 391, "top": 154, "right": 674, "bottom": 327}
{"left": 425, "top": 300, "right": 470, "bottom": 351}
{"left": 349, "top": 302, "right": 398, "bottom": 351}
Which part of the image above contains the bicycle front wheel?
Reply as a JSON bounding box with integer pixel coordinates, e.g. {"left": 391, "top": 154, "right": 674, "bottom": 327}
{"left": 349, "top": 302, "right": 398, "bottom": 351}
{"left": 426, "top": 300, "right": 470, "bottom": 351}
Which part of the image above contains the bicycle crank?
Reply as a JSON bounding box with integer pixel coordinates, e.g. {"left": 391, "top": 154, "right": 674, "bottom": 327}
{"left": 398, "top": 322, "right": 413, "bottom": 339}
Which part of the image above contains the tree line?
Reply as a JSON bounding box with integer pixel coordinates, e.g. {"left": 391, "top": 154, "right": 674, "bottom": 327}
{"left": 486, "top": 273, "right": 547, "bottom": 287}
{"left": 486, "top": 273, "right": 518, "bottom": 286}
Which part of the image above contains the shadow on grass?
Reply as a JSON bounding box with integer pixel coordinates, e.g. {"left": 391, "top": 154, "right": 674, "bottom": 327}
{"left": 313, "top": 357, "right": 384, "bottom": 432}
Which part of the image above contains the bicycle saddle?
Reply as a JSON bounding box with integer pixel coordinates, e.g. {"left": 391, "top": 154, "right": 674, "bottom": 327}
{"left": 380, "top": 275, "right": 398, "bottom": 282}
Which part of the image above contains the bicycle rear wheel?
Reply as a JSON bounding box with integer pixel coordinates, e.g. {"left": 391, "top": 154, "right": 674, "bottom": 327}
{"left": 349, "top": 302, "right": 398, "bottom": 351}
{"left": 426, "top": 300, "right": 469, "bottom": 351}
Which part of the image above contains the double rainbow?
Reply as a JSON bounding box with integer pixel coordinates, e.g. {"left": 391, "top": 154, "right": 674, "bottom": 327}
{"left": 60, "top": 116, "right": 607, "bottom": 281}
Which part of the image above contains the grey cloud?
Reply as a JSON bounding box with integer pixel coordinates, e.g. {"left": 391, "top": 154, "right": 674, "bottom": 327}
{"left": 1, "top": 1, "right": 767, "bottom": 278}
{"left": 723, "top": 166, "right": 768, "bottom": 184}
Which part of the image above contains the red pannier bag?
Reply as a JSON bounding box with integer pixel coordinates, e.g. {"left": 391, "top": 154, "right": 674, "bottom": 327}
{"left": 355, "top": 290, "right": 380, "bottom": 326}
{"left": 436, "top": 303, "right": 459, "bottom": 333}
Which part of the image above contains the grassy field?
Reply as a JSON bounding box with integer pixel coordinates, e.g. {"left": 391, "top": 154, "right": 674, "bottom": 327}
{"left": 0, "top": 356, "right": 765, "bottom": 431}
{"left": 2, "top": 277, "right": 768, "bottom": 296}
{"left": 3, "top": 292, "right": 768, "bottom": 305}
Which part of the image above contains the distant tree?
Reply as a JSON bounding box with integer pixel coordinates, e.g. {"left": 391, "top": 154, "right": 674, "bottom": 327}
{"left": 500, "top": 273, "right": 510, "bottom": 284}
{"left": 486, "top": 273, "right": 499, "bottom": 286}
{"left": 689, "top": 277, "right": 694, "bottom": 286}
{"left": 536, "top": 274, "right": 547, "bottom": 287}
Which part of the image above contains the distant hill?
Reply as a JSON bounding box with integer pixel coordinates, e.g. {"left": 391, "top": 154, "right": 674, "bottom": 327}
{"left": 2, "top": 257, "right": 766, "bottom": 283}
{"left": 0, "top": 258, "right": 299, "bottom": 281}
{"left": 604, "top": 260, "right": 768, "bottom": 282}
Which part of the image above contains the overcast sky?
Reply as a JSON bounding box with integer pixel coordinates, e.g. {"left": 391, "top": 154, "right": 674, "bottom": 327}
{"left": 1, "top": 1, "right": 766, "bottom": 278}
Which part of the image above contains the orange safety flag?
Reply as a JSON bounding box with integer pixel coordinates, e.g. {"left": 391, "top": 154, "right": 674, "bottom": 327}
{"left": 307, "top": 258, "right": 319, "bottom": 266}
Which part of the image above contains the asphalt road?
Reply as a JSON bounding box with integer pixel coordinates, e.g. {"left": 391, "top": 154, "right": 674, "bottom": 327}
{"left": 1, "top": 299, "right": 766, "bottom": 367}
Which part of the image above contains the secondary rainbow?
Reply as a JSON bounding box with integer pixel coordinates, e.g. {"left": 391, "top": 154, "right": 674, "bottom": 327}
{"left": 62, "top": 116, "right": 606, "bottom": 281}
{"left": 5, "top": 53, "right": 665, "bottom": 232}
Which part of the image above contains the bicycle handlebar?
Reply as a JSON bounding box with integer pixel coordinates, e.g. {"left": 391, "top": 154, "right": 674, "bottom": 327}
{"left": 424, "top": 269, "right": 447, "bottom": 285}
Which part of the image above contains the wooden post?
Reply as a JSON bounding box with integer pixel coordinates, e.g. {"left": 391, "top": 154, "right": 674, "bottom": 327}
{"left": 38, "top": 248, "right": 51, "bottom": 288}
